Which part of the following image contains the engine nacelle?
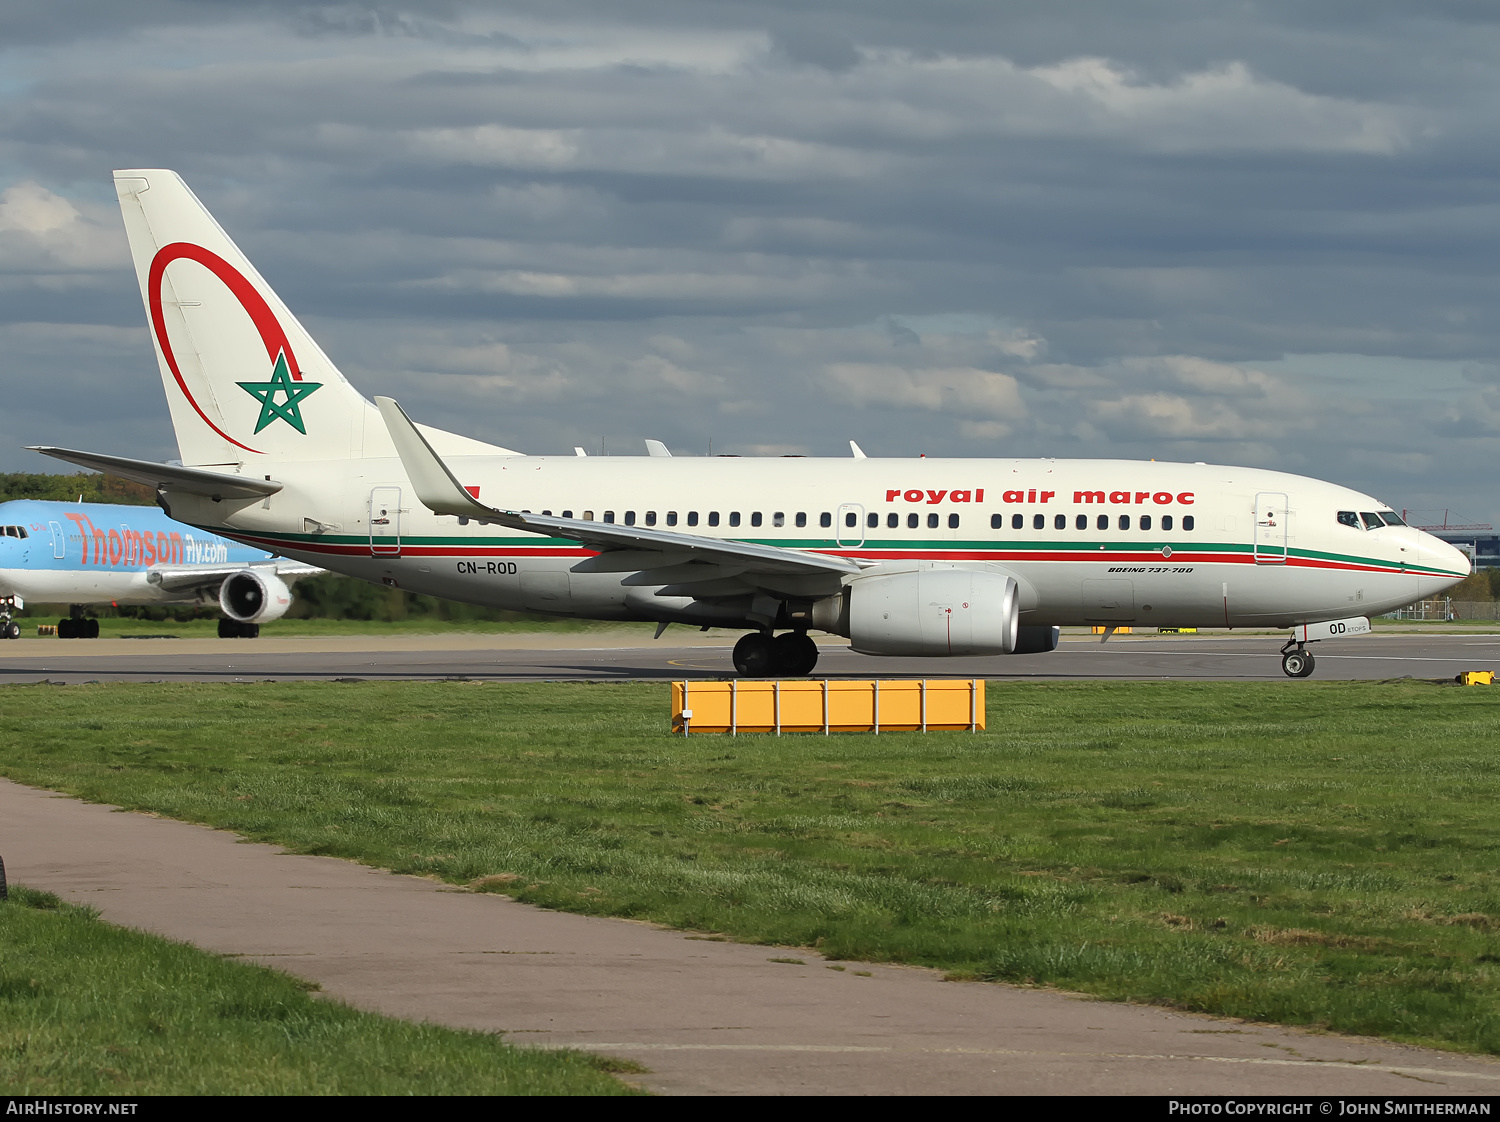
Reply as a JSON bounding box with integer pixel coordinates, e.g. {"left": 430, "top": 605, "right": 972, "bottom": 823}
{"left": 219, "top": 570, "right": 292, "bottom": 624}
{"left": 845, "top": 569, "right": 1018, "bottom": 656}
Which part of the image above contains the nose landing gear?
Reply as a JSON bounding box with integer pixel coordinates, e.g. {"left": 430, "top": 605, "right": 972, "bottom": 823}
{"left": 732, "top": 630, "right": 820, "bottom": 676}
{"left": 0, "top": 597, "right": 19, "bottom": 640}
{"left": 1280, "top": 640, "right": 1316, "bottom": 678}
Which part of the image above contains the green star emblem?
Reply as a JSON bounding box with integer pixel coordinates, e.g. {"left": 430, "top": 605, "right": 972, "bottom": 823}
{"left": 238, "top": 350, "right": 322, "bottom": 435}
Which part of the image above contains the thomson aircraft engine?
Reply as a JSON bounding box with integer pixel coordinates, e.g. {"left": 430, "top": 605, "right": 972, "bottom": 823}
{"left": 218, "top": 569, "right": 293, "bottom": 626}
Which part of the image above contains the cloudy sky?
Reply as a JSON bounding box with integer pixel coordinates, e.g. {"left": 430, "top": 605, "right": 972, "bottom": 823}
{"left": 3, "top": 1, "right": 1499, "bottom": 526}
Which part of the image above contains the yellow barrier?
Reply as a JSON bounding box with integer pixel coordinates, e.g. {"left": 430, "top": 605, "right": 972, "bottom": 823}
{"left": 1157, "top": 627, "right": 1198, "bottom": 634}
{"left": 35, "top": 625, "right": 55, "bottom": 637}
{"left": 1457, "top": 671, "right": 1495, "bottom": 686}
{"left": 672, "top": 679, "right": 985, "bottom": 735}
{"left": 1091, "top": 626, "right": 1132, "bottom": 634}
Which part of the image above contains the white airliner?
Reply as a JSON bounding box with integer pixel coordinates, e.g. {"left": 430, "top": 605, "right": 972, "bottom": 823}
{"left": 32, "top": 170, "right": 1470, "bottom": 677}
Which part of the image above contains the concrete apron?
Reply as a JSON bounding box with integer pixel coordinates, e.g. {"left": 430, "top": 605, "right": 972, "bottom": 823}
{"left": 4, "top": 777, "right": 1499, "bottom": 1097}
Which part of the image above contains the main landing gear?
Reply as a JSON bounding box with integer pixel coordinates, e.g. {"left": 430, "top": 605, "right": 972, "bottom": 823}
{"left": 57, "top": 606, "right": 98, "bottom": 639}
{"left": 1280, "top": 640, "right": 1316, "bottom": 678}
{"left": 218, "top": 619, "right": 260, "bottom": 639}
{"left": 732, "top": 631, "right": 819, "bottom": 677}
{"left": 0, "top": 597, "right": 19, "bottom": 640}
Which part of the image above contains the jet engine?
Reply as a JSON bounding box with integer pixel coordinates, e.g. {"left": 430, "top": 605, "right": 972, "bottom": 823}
{"left": 836, "top": 569, "right": 1020, "bottom": 656}
{"left": 219, "top": 570, "right": 293, "bottom": 624}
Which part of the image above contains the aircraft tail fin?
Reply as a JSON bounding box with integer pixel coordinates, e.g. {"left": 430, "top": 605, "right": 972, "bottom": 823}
{"left": 113, "top": 170, "right": 516, "bottom": 467}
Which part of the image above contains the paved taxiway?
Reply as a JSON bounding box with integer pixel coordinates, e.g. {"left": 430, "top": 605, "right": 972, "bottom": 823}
{"left": 1, "top": 630, "right": 1498, "bottom": 683}
{"left": 6, "top": 777, "right": 1499, "bottom": 1096}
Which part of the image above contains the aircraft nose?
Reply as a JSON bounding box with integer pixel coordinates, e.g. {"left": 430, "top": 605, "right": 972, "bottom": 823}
{"left": 1417, "top": 532, "right": 1471, "bottom": 594}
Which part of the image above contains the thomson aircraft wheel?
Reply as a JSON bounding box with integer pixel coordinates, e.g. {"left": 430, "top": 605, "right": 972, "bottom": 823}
{"left": 1281, "top": 650, "right": 1316, "bottom": 678}
{"left": 3, "top": 623, "right": 18, "bottom": 640}
{"left": 773, "top": 632, "right": 819, "bottom": 676}
{"left": 732, "top": 632, "right": 776, "bottom": 676}
{"left": 57, "top": 618, "right": 73, "bottom": 639}
{"left": 84, "top": 619, "right": 99, "bottom": 639}
{"left": 218, "top": 618, "right": 235, "bottom": 639}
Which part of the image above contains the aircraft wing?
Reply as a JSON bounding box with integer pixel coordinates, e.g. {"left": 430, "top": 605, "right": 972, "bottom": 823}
{"left": 376, "top": 397, "right": 861, "bottom": 597}
{"left": 29, "top": 446, "right": 282, "bottom": 501}
{"left": 148, "top": 559, "right": 324, "bottom": 593}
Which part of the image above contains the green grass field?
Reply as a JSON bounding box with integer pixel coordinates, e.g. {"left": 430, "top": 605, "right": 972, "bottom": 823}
{"left": 3, "top": 679, "right": 1500, "bottom": 1056}
{"left": 0, "top": 885, "right": 639, "bottom": 1095}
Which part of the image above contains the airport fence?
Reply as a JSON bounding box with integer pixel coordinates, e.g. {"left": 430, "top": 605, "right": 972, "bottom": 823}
{"left": 1383, "top": 599, "right": 1500, "bottom": 621}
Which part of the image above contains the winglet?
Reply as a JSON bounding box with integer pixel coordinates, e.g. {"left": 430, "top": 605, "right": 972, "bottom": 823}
{"left": 850, "top": 440, "right": 867, "bottom": 459}
{"left": 645, "top": 439, "right": 672, "bottom": 458}
{"left": 375, "top": 397, "right": 496, "bottom": 520}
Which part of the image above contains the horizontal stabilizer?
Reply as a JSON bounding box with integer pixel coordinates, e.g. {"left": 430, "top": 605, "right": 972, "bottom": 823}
{"left": 29, "top": 446, "right": 282, "bottom": 500}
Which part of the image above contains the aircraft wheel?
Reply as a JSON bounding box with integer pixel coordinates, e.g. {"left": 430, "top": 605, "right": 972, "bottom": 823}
{"left": 1281, "top": 649, "right": 1315, "bottom": 678}
{"left": 57, "top": 618, "right": 74, "bottom": 639}
{"left": 244, "top": 623, "right": 259, "bottom": 639}
{"left": 3, "top": 622, "right": 18, "bottom": 640}
{"left": 732, "top": 631, "right": 776, "bottom": 676}
{"left": 773, "top": 632, "right": 819, "bottom": 676}
{"left": 218, "top": 618, "right": 236, "bottom": 639}
{"left": 84, "top": 618, "right": 99, "bottom": 639}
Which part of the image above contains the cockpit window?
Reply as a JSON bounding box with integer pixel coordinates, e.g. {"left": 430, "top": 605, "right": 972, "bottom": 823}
{"left": 1380, "top": 512, "right": 1406, "bottom": 527}
{"left": 1336, "top": 511, "right": 1360, "bottom": 529}
{"left": 1360, "top": 512, "right": 1385, "bottom": 531}
{"left": 2, "top": 526, "right": 23, "bottom": 539}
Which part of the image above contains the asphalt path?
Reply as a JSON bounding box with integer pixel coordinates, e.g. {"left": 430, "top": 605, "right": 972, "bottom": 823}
{"left": 6, "top": 777, "right": 1500, "bottom": 1096}
{"left": 1, "top": 631, "right": 1498, "bottom": 683}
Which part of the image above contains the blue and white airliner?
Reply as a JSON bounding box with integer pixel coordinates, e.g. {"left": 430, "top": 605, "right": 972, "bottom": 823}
{"left": 0, "top": 499, "right": 320, "bottom": 639}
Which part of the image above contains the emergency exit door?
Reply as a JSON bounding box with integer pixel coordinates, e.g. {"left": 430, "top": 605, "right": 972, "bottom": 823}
{"left": 1254, "top": 492, "right": 1288, "bottom": 564}
{"left": 369, "top": 486, "right": 402, "bottom": 557}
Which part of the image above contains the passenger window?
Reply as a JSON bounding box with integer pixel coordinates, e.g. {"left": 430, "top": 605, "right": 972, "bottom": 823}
{"left": 541, "top": 510, "right": 552, "bottom": 516}
{"left": 562, "top": 510, "right": 573, "bottom": 518}
{"left": 687, "top": 512, "right": 699, "bottom": 527}
{"left": 1118, "top": 515, "right": 1130, "bottom": 531}
{"left": 1012, "top": 513, "right": 1023, "bottom": 530}
{"left": 773, "top": 512, "right": 785, "bottom": 527}
{"left": 991, "top": 513, "right": 1003, "bottom": 529}
{"left": 925, "top": 512, "right": 937, "bottom": 529}
{"left": 1053, "top": 514, "right": 1065, "bottom": 530}
{"left": 666, "top": 511, "right": 677, "bottom": 526}
{"left": 796, "top": 512, "right": 807, "bottom": 528}
{"left": 728, "top": 512, "right": 740, "bottom": 527}
{"left": 845, "top": 511, "right": 858, "bottom": 528}
{"left": 888, "top": 512, "right": 900, "bottom": 529}
{"left": 1076, "top": 514, "right": 1087, "bottom": 530}
{"left": 1183, "top": 515, "right": 1195, "bottom": 531}
{"left": 908, "top": 512, "right": 919, "bottom": 529}
{"left": 820, "top": 512, "right": 832, "bottom": 528}
{"left": 645, "top": 511, "right": 657, "bottom": 526}
{"left": 1097, "top": 514, "right": 1108, "bottom": 531}
{"left": 751, "top": 512, "right": 762, "bottom": 527}
{"left": 1337, "top": 510, "right": 1360, "bottom": 529}
{"left": 1140, "top": 515, "right": 1151, "bottom": 531}
{"left": 603, "top": 511, "right": 615, "bottom": 524}
{"left": 1162, "top": 515, "right": 1173, "bottom": 531}
{"left": 582, "top": 510, "right": 594, "bottom": 521}
{"left": 709, "top": 512, "right": 721, "bottom": 527}
{"left": 1032, "top": 513, "right": 1044, "bottom": 530}
{"left": 623, "top": 511, "right": 635, "bottom": 526}
{"left": 867, "top": 512, "right": 879, "bottom": 529}
{"left": 1360, "top": 512, "right": 1384, "bottom": 531}
{"left": 948, "top": 513, "right": 960, "bottom": 529}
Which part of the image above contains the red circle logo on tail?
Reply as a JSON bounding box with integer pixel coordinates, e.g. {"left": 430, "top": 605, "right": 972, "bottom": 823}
{"left": 148, "top": 242, "right": 306, "bottom": 455}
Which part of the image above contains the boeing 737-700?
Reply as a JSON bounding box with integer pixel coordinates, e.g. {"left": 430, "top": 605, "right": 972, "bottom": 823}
{"left": 31, "top": 170, "right": 1471, "bottom": 676}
